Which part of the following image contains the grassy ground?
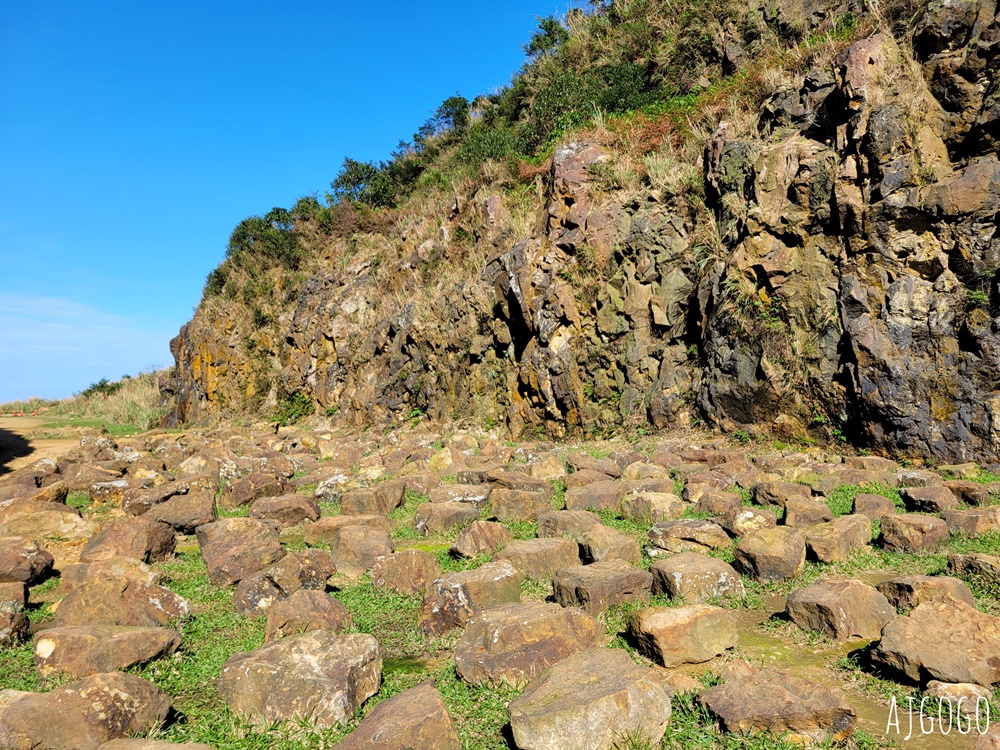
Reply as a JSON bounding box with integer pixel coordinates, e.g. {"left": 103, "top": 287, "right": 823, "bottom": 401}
{"left": 4, "top": 464, "right": 1000, "bottom": 749}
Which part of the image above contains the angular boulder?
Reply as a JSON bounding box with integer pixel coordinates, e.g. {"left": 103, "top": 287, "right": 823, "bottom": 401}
{"left": 552, "top": 559, "right": 652, "bottom": 615}
{"left": 370, "top": 548, "right": 440, "bottom": 595}
{"left": 733, "top": 527, "right": 806, "bottom": 583}
{"left": 217, "top": 631, "right": 381, "bottom": 727}
{"left": 450, "top": 520, "right": 511, "bottom": 558}
{"left": 650, "top": 552, "right": 745, "bottom": 602}
{"left": 33, "top": 625, "right": 182, "bottom": 680}
{"left": 196, "top": 517, "right": 286, "bottom": 586}
{"left": 785, "top": 579, "right": 895, "bottom": 641}
{"left": 79, "top": 517, "right": 176, "bottom": 564}
{"left": 335, "top": 682, "right": 461, "bottom": 750}
{"left": 876, "top": 574, "right": 976, "bottom": 611}
{"left": 495, "top": 538, "right": 579, "bottom": 580}
{"left": 264, "top": 589, "right": 352, "bottom": 642}
{"left": 628, "top": 604, "right": 738, "bottom": 667}
{"left": 880, "top": 514, "right": 948, "bottom": 552}
{"left": 418, "top": 561, "right": 522, "bottom": 636}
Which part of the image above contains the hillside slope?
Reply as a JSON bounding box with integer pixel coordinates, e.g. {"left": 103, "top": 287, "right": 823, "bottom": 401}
{"left": 162, "top": 0, "right": 1000, "bottom": 462}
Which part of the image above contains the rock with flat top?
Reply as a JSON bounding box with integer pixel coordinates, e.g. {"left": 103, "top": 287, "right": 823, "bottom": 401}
{"left": 628, "top": 604, "right": 738, "bottom": 667}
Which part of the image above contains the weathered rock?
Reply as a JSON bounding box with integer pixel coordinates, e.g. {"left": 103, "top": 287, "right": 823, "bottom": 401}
{"left": 872, "top": 601, "right": 1000, "bottom": 685}
{"left": 495, "top": 538, "right": 579, "bottom": 580}
{"left": 943, "top": 480, "right": 992, "bottom": 506}
{"left": 718, "top": 506, "right": 778, "bottom": 537}
{"left": 507, "top": 647, "right": 671, "bottom": 750}
{"left": 0, "top": 507, "right": 94, "bottom": 542}
{"left": 801, "top": 514, "right": 871, "bottom": 562}
{"left": 144, "top": 491, "right": 217, "bottom": 532}
{"left": 0, "top": 672, "right": 171, "bottom": 750}
{"left": 249, "top": 494, "right": 320, "bottom": 527}
{"left": 0, "top": 583, "right": 26, "bottom": 608}
{"left": 341, "top": 480, "right": 406, "bottom": 516}
{"left": 264, "top": 588, "right": 352, "bottom": 641}
{"left": 734, "top": 527, "right": 806, "bottom": 583}
{"left": 335, "top": 682, "right": 461, "bottom": 750}
{"left": 328, "top": 525, "right": 393, "bottom": 579}
{"left": 851, "top": 494, "right": 897, "bottom": 518}
{"left": 536, "top": 510, "right": 601, "bottom": 540}
{"left": 648, "top": 519, "right": 731, "bottom": 553}
{"left": 414, "top": 501, "right": 479, "bottom": 535}
{"left": 629, "top": 604, "right": 738, "bottom": 667}
{"left": 80, "top": 517, "right": 176, "bottom": 564}
{"left": 370, "top": 548, "right": 440, "bottom": 595}
{"left": 455, "top": 602, "right": 604, "bottom": 687}
{"left": 302, "top": 514, "right": 392, "bottom": 547}
{"left": 450, "top": 520, "right": 511, "bottom": 558}
{"left": 196, "top": 517, "right": 286, "bottom": 586}
{"left": 699, "top": 668, "right": 857, "bottom": 744}
{"left": 217, "top": 631, "right": 381, "bottom": 727}
{"left": 60, "top": 557, "right": 162, "bottom": 593}
{"left": 233, "top": 550, "right": 335, "bottom": 618}
{"left": 55, "top": 570, "right": 189, "bottom": 628}
{"left": 552, "top": 559, "right": 652, "bottom": 615}
{"left": 490, "top": 489, "right": 552, "bottom": 521}
{"left": 876, "top": 574, "right": 976, "bottom": 611}
{"left": 949, "top": 552, "right": 1000, "bottom": 582}
{"left": 924, "top": 681, "right": 993, "bottom": 717}
{"left": 429, "top": 484, "right": 491, "bottom": 506}
{"left": 0, "top": 603, "right": 29, "bottom": 647}
{"left": 579, "top": 524, "right": 641, "bottom": 564}
{"left": 782, "top": 497, "right": 834, "bottom": 527}
{"left": 220, "top": 472, "right": 291, "bottom": 508}
{"left": 880, "top": 514, "right": 949, "bottom": 552}
{"left": 785, "top": 579, "right": 895, "bottom": 641}
{"left": 33, "top": 626, "right": 181, "bottom": 679}
{"left": 0, "top": 537, "right": 53, "bottom": 584}
{"left": 620, "top": 491, "right": 684, "bottom": 522}
{"left": 564, "top": 480, "right": 623, "bottom": 512}
{"left": 901, "top": 486, "right": 960, "bottom": 513}
{"left": 941, "top": 507, "right": 1000, "bottom": 537}
{"left": 88, "top": 480, "right": 130, "bottom": 507}
{"left": 650, "top": 552, "right": 745, "bottom": 602}
{"left": 752, "top": 481, "right": 811, "bottom": 508}
{"left": 122, "top": 483, "right": 188, "bottom": 516}
{"left": 693, "top": 491, "right": 743, "bottom": 518}
{"left": 418, "top": 561, "right": 522, "bottom": 636}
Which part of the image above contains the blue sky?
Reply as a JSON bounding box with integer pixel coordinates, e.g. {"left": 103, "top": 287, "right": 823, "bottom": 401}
{"left": 0, "top": 0, "right": 564, "bottom": 402}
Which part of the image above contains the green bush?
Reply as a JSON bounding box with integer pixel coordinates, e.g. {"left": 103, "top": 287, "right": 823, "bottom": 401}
{"left": 276, "top": 392, "right": 314, "bottom": 426}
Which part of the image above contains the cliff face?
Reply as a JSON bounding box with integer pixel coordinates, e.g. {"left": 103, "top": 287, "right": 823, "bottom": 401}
{"left": 163, "top": 0, "right": 1000, "bottom": 462}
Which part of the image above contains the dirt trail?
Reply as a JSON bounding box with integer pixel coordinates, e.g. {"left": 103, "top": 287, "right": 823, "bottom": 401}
{"left": 0, "top": 417, "right": 80, "bottom": 472}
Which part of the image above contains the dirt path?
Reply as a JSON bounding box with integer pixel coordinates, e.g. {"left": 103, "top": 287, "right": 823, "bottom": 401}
{"left": 0, "top": 417, "right": 80, "bottom": 472}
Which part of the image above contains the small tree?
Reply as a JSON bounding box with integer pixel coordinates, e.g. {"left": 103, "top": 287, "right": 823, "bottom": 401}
{"left": 523, "top": 16, "right": 569, "bottom": 59}
{"left": 330, "top": 158, "right": 396, "bottom": 208}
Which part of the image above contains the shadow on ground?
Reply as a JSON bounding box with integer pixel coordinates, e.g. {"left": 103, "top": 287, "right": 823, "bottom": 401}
{"left": 0, "top": 427, "right": 32, "bottom": 475}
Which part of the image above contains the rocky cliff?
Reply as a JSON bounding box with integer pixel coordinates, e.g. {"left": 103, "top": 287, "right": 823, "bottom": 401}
{"left": 163, "top": 0, "right": 1000, "bottom": 462}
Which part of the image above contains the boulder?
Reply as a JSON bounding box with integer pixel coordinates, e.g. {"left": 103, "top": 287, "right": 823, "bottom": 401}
{"left": 0, "top": 582, "right": 26, "bottom": 608}
{"left": 552, "top": 559, "right": 652, "bottom": 615}
{"left": 328, "top": 525, "right": 394, "bottom": 579}
{"left": 455, "top": 602, "right": 605, "bottom": 687}
{"left": 949, "top": 552, "right": 1000, "bottom": 582}
{"left": 55, "top": 570, "right": 189, "bottom": 628}
{"left": 628, "top": 604, "right": 738, "bottom": 667}
{"left": 0, "top": 672, "right": 170, "bottom": 750}
{"left": 33, "top": 626, "right": 181, "bottom": 679}
{"left": 0, "top": 603, "right": 29, "bottom": 647}
{"left": 801, "top": 514, "right": 871, "bottom": 563}
{"left": 60, "top": 557, "right": 162, "bottom": 593}
{"left": 718, "top": 507, "right": 778, "bottom": 538}
{"left": 418, "top": 561, "right": 522, "bottom": 636}
{"left": 507, "top": 648, "right": 671, "bottom": 750}
{"left": 876, "top": 575, "right": 976, "bottom": 611}
{"left": 699, "top": 668, "right": 857, "bottom": 744}
{"left": 302, "top": 514, "right": 392, "bottom": 547}
{"left": 785, "top": 579, "right": 895, "bottom": 641}
{"left": 121, "top": 482, "right": 188, "bottom": 516}
{"left": 196, "top": 517, "right": 286, "bottom": 587}
{"left": 370, "top": 549, "right": 441, "bottom": 595}
{"left": 564, "top": 481, "right": 623, "bottom": 512}
{"left": 941, "top": 507, "right": 1000, "bottom": 537}
{"left": 264, "top": 589, "right": 352, "bottom": 642}
{"left": 648, "top": 519, "right": 731, "bottom": 553}
{"left": 335, "top": 682, "right": 461, "bottom": 750}
{"left": 490, "top": 489, "right": 552, "bottom": 521}
{"left": 536, "top": 510, "right": 601, "bottom": 540}
{"left": 217, "top": 631, "right": 381, "bottom": 727}
{"left": 733, "top": 527, "right": 806, "bottom": 582}
{"left": 901, "top": 486, "right": 959, "bottom": 513}
{"left": 233, "top": 550, "right": 335, "bottom": 618}
{"left": 693, "top": 491, "right": 743, "bottom": 518}
{"left": 88, "top": 480, "right": 130, "bottom": 507}
{"left": 620, "top": 491, "right": 684, "bottom": 522}
{"left": 0, "top": 507, "right": 94, "bottom": 542}
{"left": 943, "top": 480, "right": 992, "bottom": 506}
{"left": 880, "top": 514, "right": 948, "bottom": 552}
{"left": 0, "top": 537, "right": 53, "bottom": 584}
{"left": 872, "top": 600, "right": 1000, "bottom": 685}
{"left": 450, "top": 520, "right": 511, "bottom": 558}
{"left": 249, "top": 494, "right": 320, "bottom": 527}
{"left": 429, "top": 484, "right": 491, "bottom": 507}
{"left": 79, "top": 517, "right": 176, "bottom": 564}
{"left": 220, "top": 472, "right": 291, "bottom": 508}
{"left": 650, "top": 552, "right": 745, "bottom": 602}
{"left": 752, "top": 481, "right": 811, "bottom": 508}
{"left": 495, "top": 538, "right": 580, "bottom": 580}
{"left": 782, "top": 497, "right": 834, "bottom": 527}
{"left": 414, "top": 501, "right": 479, "bottom": 535}
{"left": 579, "top": 525, "right": 641, "bottom": 564}
{"left": 341, "top": 480, "right": 406, "bottom": 516}
{"left": 144, "top": 491, "right": 217, "bottom": 533}
{"left": 851, "top": 494, "right": 896, "bottom": 519}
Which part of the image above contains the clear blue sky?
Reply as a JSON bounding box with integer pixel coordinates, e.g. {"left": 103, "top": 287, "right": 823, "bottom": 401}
{"left": 0, "top": 0, "right": 564, "bottom": 402}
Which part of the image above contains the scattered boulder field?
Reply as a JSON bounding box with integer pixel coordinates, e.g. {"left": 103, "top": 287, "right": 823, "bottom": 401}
{"left": 2, "top": 425, "right": 1000, "bottom": 750}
